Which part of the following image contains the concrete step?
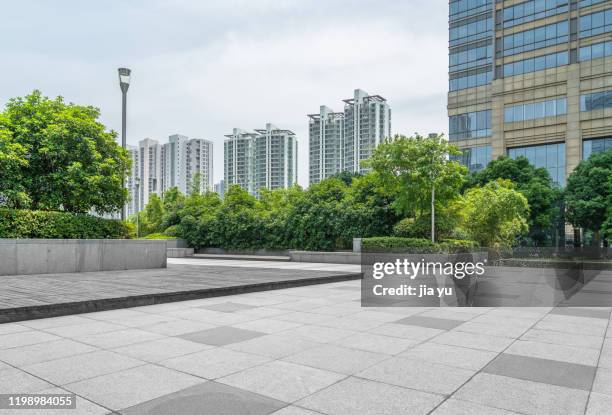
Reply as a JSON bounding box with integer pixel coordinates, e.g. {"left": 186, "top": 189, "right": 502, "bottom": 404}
{"left": 193, "top": 253, "right": 291, "bottom": 262}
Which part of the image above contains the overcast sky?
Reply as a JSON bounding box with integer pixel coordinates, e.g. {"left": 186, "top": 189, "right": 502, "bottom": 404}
{"left": 0, "top": 0, "right": 448, "bottom": 186}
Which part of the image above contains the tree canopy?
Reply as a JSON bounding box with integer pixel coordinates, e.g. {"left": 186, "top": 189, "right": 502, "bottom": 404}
{"left": 466, "top": 155, "right": 561, "bottom": 244}
{"left": 461, "top": 179, "right": 530, "bottom": 247}
{"left": 0, "top": 90, "right": 130, "bottom": 214}
{"left": 565, "top": 149, "right": 612, "bottom": 244}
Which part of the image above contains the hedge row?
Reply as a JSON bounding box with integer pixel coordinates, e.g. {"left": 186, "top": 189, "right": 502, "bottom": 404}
{"left": 0, "top": 209, "right": 131, "bottom": 239}
{"left": 362, "top": 237, "right": 479, "bottom": 253}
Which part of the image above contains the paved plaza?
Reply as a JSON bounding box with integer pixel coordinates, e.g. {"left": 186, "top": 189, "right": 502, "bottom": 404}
{"left": 0, "top": 259, "right": 360, "bottom": 322}
{"left": 0, "top": 276, "right": 611, "bottom": 414}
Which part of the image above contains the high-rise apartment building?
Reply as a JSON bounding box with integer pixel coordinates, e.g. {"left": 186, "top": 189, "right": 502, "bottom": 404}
{"left": 160, "top": 134, "right": 213, "bottom": 194}
{"left": 224, "top": 128, "right": 257, "bottom": 194}
{"left": 308, "top": 105, "right": 345, "bottom": 184}
{"left": 448, "top": 0, "right": 612, "bottom": 187}
{"left": 127, "top": 135, "right": 213, "bottom": 214}
{"left": 344, "top": 89, "right": 392, "bottom": 174}
{"left": 214, "top": 179, "right": 225, "bottom": 198}
{"left": 253, "top": 123, "right": 298, "bottom": 192}
{"left": 308, "top": 89, "right": 391, "bottom": 184}
{"left": 224, "top": 125, "right": 298, "bottom": 196}
{"left": 127, "top": 138, "right": 161, "bottom": 216}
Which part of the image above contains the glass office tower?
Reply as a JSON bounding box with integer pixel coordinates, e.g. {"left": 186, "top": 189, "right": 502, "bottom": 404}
{"left": 449, "top": 0, "right": 612, "bottom": 187}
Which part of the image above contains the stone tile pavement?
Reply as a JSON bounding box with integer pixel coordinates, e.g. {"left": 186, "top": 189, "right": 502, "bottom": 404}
{"left": 0, "top": 279, "right": 611, "bottom": 414}
{"left": 0, "top": 258, "right": 360, "bottom": 322}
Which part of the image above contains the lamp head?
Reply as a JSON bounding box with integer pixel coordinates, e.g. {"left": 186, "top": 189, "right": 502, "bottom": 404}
{"left": 118, "top": 67, "right": 131, "bottom": 93}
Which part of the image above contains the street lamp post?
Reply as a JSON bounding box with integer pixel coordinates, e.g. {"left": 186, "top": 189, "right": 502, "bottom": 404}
{"left": 118, "top": 67, "right": 131, "bottom": 221}
{"left": 134, "top": 176, "right": 140, "bottom": 238}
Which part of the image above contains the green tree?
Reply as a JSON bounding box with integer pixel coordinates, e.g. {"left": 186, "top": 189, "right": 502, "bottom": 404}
{"left": 565, "top": 149, "right": 612, "bottom": 246}
{"left": 364, "top": 134, "right": 467, "bottom": 241}
{"left": 161, "top": 187, "right": 185, "bottom": 229}
{"left": 461, "top": 179, "right": 530, "bottom": 248}
{"left": 135, "top": 193, "right": 164, "bottom": 235}
{"left": 1, "top": 90, "right": 130, "bottom": 214}
{"left": 466, "top": 156, "right": 561, "bottom": 244}
{"left": 0, "top": 114, "right": 29, "bottom": 208}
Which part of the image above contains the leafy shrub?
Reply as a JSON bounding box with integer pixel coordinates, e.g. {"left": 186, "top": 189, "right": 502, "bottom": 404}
{"left": 140, "top": 233, "right": 175, "bottom": 240}
{"left": 362, "top": 237, "right": 435, "bottom": 251}
{"left": 0, "top": 208, "right": 130, "bottom": 239}
{"left": 362, "top": 236, "right": 478, "bottom": 253}
{"left": 163, "top": 225, "right": 179, "bottom": 237}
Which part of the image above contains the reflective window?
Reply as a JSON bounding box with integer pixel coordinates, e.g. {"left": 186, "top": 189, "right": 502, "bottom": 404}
{"left": 502, "top": 21, "right": 569, "bottom": 57}
{"left": 579, "top": 39, "right": 612, "bottom": 61}
{"left": 579, "top": 0, "right": 605, "bottom": 6}
{"left": 450, "top": 0, "right": 492, "bottom": 22}
{"left": 508, "top": 142, "right": 566, "bottom": 186}
{"left": 450, "top": 15, "right": 493, "bottom": 47}
{"left": 503, "top": 51, "right": 568, "bottom": 77}
{"left": 579, "top": 8, "right": 612, "bottom": 38}
{"left": 504, "top": 98, "right": 567, "bottom": 122}
{"left": 451, "top": 145, "right": 492, "bottom": 172}
{"left": 580, "top": 90, "right": 612, "bottom": 111}
{"left": 449, "top": 68, "right": 493, "bottom": 91}
{"left": 449, "top": 110, "right": 492, "bottom": 140}
{"left": 449, "top": 41, "right": 493, "bottom": 73}
{"left": 502, "top": 0, "right": 568, "bottom": 29}
{"left": 583, "top": 137, "right": 612, "bottom": 159}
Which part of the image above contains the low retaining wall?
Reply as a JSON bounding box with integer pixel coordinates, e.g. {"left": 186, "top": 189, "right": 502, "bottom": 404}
{"left": 167, "top": 247, "right": 194, "bottom": 258}
{"left": 289, "top": 251, "right": 361, "bottom": 264}
{"left": 197, "top": 247, "right": 290, "bottom": 257}
{"left": 0, "top": 239, "right": 167, "bottom": 276}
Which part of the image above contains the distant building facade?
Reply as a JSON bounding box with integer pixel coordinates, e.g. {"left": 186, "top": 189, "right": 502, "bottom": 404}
{"left": 128, "top": 134, "right": 213, "bottom": 214}
{"left": 308, "top": 89, "right": 391, "bottom": 185}
{"left": 308, "top": 105, "right": 345, "bottom": 184}
{"left": 214, "top": 179, "right": 225, "bottom": 198}
{"left": 224, "top": 124, "right": 298, "bottom": 196}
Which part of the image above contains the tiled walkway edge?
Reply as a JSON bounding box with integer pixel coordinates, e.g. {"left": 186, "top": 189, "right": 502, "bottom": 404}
{"left": 0, "top": 272, "right": 362, "bottom": 324}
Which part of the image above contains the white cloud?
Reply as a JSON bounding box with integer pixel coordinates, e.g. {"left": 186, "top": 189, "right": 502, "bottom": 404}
{"left": 0, "top": 0, "right": 448, "bottom": 186}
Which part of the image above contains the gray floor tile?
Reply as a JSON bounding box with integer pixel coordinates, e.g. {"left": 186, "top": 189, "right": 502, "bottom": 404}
{"left": 431, "top": 398, "right": 521, "bottom": 414}
{"left": 232, "top": 318, "right": 303, "bottom": 334}
{"left": 113, "top": 337, "right": 211, "bottom": 362}
{"left": 297, "top": 376, "right": 443, "bottom": 415}
{"left": 0, "top": 368, "right": 54, "bottom": 393}
{"left": 505, "top": 340, "right": 600, "bottom": 366}
{"left": 592, "top": 368, "right": 612, "bottom": 397}
{"left": 43, "top": 321, "right": 125, "bottom": 338}
{"left": 199, "top": 302, "right": 258, "bottom": 313}
{"left": 586, "top": 392, "right": 612, "bottom": 415}
{"left": 550, "top": 307, "right": 611, "bottom": 320}
{"left": 283, "top": 344, "right": 387, "bottom": 375}
{"left": 534, "top": 319, "right": 607, "bottom": 337}
{"left": 483, "top": 353, "right": 596, "bottom": 391}
{"left": 394, "top": 315, "right": 465, "bottom": 330}
{"left": 400, "top": 342, "right": 497, "bottom": 371}
{"left": 0, "top": 330, "right": 60, "bottom": 349}
{"left": 218, "top": 360, "right": 345, "bottom": 402}
{"left": 333, "top": 332, "right": 419, "bottom": 355}
{"left": 0, "top": 338, "right": 96, "bottom": 366}
{"left": 0, "top": 323, "right": 30, "bottom": 336}
{"left": 520, "top": 328, "right": 604, "bottom": 350}
{"left": 357, "top": 356, "right": 475, "bottom": 395}
{"left": 271, "top": 406, "right": 322, "bottom": 415}
{"left": 65, "top": 364, "right": 204, "bottom": 410}
{"left": 120, "top": 381, "right": 286, "bottom": 415}
{"left": 77, "top": 328, "right": 165, "bottom": 349}
{"left": 23, "top": 350, "right": 145, "bottom": 385}
{"left": 139, "top": 319, "right": 218, "bottom": 336}
{"left": 226, "top": 333, "right": 320, "bottom": 359}
{"left": 369, "top": 323, "right": 444, "bottom": 341}
{"left": 454, "top": 373, "right": 589, "bottom": 415}
{"left": 281, "top": 324, "right": 355, "bottom": 343}
{"left": 179, "top": 326, "right": 265, "bottom": 346}
{"left": 160, "top": 347, "right": 271, "bottom": 379}
{"left": 431, "top": 331, "right": 514, "bottom": 352}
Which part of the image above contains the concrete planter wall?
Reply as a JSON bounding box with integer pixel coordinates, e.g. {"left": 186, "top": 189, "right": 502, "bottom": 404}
{"left": 0, "top": 239, "right": 167, "bottom": 276}
{"left": 289, "top": 251, "right": 361, "bottom": 264}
